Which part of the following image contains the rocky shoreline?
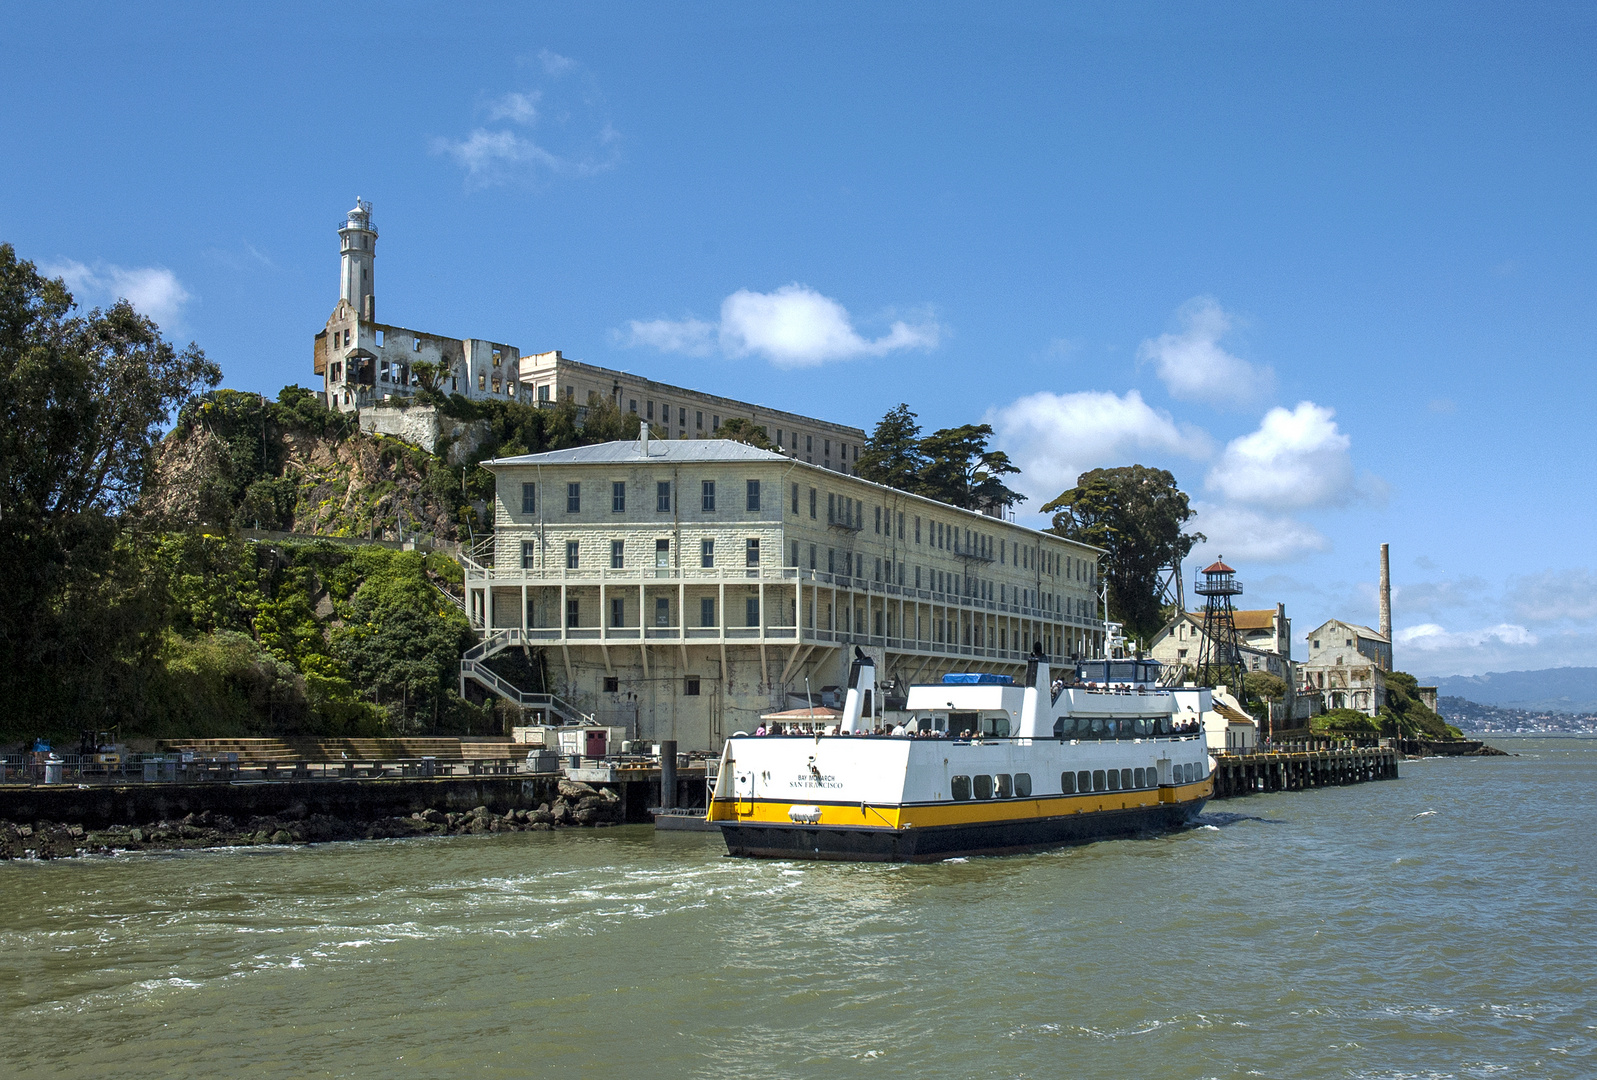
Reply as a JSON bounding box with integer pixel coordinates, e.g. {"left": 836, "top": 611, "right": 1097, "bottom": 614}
{"left": 0, "top": 779, "right": 624, "bottom": 860}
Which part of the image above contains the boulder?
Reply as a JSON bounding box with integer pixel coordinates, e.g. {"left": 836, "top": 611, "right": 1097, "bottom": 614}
{"left": 270, "top": 830, "right": 293, "bottom": 844}
{"left": 551, "top": 804, "right": 572, "bottom": 825}
{"left": 421, "top": 808, "right": 446, "bottom": 825}
{"left": 558, "top": 779, "right": 597, "bottom": 800}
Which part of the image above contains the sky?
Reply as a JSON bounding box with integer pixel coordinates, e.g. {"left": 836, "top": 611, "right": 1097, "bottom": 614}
{"left": 3, "top": 2, "right": 1594, "bottom": 678}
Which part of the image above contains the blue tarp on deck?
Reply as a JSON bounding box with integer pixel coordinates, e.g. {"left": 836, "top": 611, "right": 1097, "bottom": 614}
{"left": 941, "top": 673, "right": 1014, "bottom": 685}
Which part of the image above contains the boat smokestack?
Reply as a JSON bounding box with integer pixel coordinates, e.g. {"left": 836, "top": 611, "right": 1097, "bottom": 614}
{"left": 840, "top": 647, "right": 876, "bottom": 733}
{"left": 1379, "top": 543, "right": 1392, "bottom": 643}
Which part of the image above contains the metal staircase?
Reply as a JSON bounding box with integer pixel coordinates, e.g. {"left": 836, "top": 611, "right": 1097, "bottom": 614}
{"left": 458, "top": 629, "right": 588, "bottom": 724}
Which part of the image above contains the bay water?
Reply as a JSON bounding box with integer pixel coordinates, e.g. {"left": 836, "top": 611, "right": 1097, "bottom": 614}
{"left": 3, "top": 735, "right": 1592, "bottom": 1079}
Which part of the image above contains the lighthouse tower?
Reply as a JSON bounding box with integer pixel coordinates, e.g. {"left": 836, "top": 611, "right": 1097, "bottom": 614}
{"left": 339, "top": 198, "right": 377, "bottom": 321}
{"left": 1193, "top": 557, "right": 1247, "bottom": 693}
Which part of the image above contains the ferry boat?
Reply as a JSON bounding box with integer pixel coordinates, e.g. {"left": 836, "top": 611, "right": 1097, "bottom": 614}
{"left": 707, "top": 646, "right": 1213, "bottom": 861}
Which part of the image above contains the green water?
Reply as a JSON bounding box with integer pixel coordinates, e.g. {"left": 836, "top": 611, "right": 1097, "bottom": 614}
{"left": 4, "top": 736, "right": 1593, "bottom": 1079}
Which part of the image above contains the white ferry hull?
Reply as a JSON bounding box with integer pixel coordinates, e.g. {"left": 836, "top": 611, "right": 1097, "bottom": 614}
{"left": 717, "top": 796, "right": 1207, "bottom": 862}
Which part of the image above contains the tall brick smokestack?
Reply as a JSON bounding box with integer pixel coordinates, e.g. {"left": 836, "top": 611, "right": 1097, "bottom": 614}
{"left": 1379, "top": 543, "right": 1391, "bottom": 643}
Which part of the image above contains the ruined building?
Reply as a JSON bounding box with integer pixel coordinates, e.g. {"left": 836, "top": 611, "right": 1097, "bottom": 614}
{"left": 311, "top": 201, "right": 865, "bottom": 474}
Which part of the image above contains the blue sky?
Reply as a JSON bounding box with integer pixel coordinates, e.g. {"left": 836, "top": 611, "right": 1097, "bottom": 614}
{"left": 4, "top": 2, "right": 1594, "bottom": 678}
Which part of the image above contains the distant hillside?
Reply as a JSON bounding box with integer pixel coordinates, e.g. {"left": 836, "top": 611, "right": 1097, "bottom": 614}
{"left": 1439, "top": 696, "right": 1597, "bottom": 734}
{"left": 1422, "top": 668, "right": 1597, "bottom": 713}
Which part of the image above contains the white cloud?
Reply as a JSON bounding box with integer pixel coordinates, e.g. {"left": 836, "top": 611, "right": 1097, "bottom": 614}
{"left": 621, "top": 284, "right": 940, "bottom": 369}
{"left": 44, "top": 259, "right": 191, "bottom": 327}
{"left": 435, "top": 54, "right": 618, "bottom": 187}
{"left": 1205, "top": 401, "right": 1355, "bottom": 510}
{"left": 989, "top": 389, "right": 1211, "bottom": 501}
{"left": 1138, "top": 296, "right": 1274, "bottom": 405}
{"left": 623, "top": 317, "right": 716, "bottom": 356}
{"left": 487, "top": 90, "right": 540, "bottom": 125}
{"left": 1509, "top": 568, "right": 1597, "bottom": 624}
{"left": 1396, "top": 623, "right": 1538, "bottom": 651}
{"left": 1186, "top": 502, "right": 1329, "bottom": 564}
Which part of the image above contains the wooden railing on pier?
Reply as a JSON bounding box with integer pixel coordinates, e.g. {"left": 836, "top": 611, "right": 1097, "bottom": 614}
{"left": 1210, "top": 745, "right": 1398, "bottom": 799}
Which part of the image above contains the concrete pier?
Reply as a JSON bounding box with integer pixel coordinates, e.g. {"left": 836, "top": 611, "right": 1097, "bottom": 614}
{"left": 1210, "top": 746, "right": 1398, "bottom": 799}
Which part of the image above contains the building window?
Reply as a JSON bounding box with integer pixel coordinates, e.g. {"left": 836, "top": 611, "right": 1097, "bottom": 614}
{"left": 712, "top": 414, "right": 720, "bottom": 431}
{"left": 646, "top": 401, "right": 654, "bottom": 420}
{"left": 746, "top": 479, "right": 761, "bottom": 512}
{"left": 700, "top": 597, "right": 716, "bottom": 627}
{"left": 612, "top": 481, "right": 626, "bottom": 513}
{"left": 875, "top": 506, "right": 882, "bottom": 534}
{"left": 828, "top": 548, "right": 835, "bottom": 574}
{"left": 701, "top": 539, "right": 714, "bottom": 568}
{"left": 655, "top": 596, "right": 670, "bottom": 626}
{"left": 521, "top": 541, "right": 535, "bottom": 570}
{"left": 602, "top": 676, "right": 619, "bottom": 693}
{"left": 521, "top": 482, "right": 537, "bottom": 514}
{"left": 611, "top": 597, "right": 625, "bottom": 627}
{"left": 776, "top": 429, "right": 784, "bottom": 447}
{"left": 567, "top": 483, "right": 581, "bottom": 513}
{"left": 791, "top": 483, "right": 799, "bottom": 514}
{"left": 789, "top": 540, "right": 799, "bottom": 567}
{"left": 746, "top": 538, "right": 760, "bottom": 566}
{"left": 746, "top": 595, "right": 760, "bottom": 627}
{"left": 678, "top": 674, "right": 698, "bottom": 697}
{"left": 538, "top": 383, "right": 551, "bottom": 402}
{"left": 696, "top": 411, "right": 704, "bottom": 430}
{"left": 629, "top": 400, "right": 637, "bottom": 414}
{"left": 611, "top": 540, "right": 624, "bottom": 569}
{"left": 657, "top": 481, "right": 671, "bottom": 513}
{"left": 566, "top": 541, "right": 579, "bottom": 570}
{"left": 702, "top": 481, "right": 716, "bottom": 512}
{"left": 897, "top": 512, "right": 904, "bottom": 540}
{"left": 679, "top": 407, "right": 686, "bottom": 427}
{"left": 566, "top": 598, "right": 580, "bottom": 627}
{"left": 656, "top": 538, "right": 670, "bottom": 569}
{"left": 827, "top": 492, "right": 836, "bottom": 524}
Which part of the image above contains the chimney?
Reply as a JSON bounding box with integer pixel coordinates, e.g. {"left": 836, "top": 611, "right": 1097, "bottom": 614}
{"left": 1379, "top": 543, "right": 1392, "bottom": 643}
{"left": 639, "top": 422, "right": 650, "bottom": 456}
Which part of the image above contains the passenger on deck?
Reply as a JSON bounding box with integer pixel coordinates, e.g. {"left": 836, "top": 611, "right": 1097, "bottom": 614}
{"left": 754, "top": 724, "right": 767, "bottom": 736}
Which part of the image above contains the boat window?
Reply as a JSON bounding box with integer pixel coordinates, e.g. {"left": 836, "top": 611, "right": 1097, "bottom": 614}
{"left": 1053, "top": 718, "right": 1065, "bottom": 739}
{"left": 1177, "top": 763, "right": 1189, "bottom": 784}
{"left": 951, "top": 775, "right": 971, "bottom": 801}
{"left": 1077, "top": 770, "right": 1091, "bottom": 794}
{"left": 1060, "top": 772, "right": 1075, "bottom": 794}
{"left": 1134, "top": 718, "right": 1149, "bottom": 736}
{"left": 1107, "top": 769, "right": 1120, "bottom": 791}
{"left": 1091, "top": 718, "right": 1107, "bottom": 737}
{"left": 1014, "top": 773, "right": 1032, "bottom": 797}
{"left": 1092, "top": 770, "right": 1106, "bottom": 792}
{"left": 1106, "top": 719, "right": 1120, "bottom": 738}
{"left": 1157, "top": 717, "right": 1171, "bottom": 736}
{"left": 995, "top": 774, "right": 1012, "bottom": 798}
{"left": 982, "top": 715, "right": 1010, "bottom": 738}
{"left": 1134, "top": 768, "right": 1146, "bottom": 789}
{"left": 950, "top": 711, "right": 979, "bottom": 737}
{"left": 974, "top": 774, "right": 994, "bottom": 800}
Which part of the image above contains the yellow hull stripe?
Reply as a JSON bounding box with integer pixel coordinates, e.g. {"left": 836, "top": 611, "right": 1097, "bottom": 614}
{"left": 707, "top": 781, "right": 1213, "bottom": 829}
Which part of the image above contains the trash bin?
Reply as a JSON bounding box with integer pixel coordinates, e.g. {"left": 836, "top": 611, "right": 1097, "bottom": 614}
{"left": 420, "top": 756, "right": 436, "bottom": 778}
{"left": 43, "top": 757, "right": 63, "bottom": 784}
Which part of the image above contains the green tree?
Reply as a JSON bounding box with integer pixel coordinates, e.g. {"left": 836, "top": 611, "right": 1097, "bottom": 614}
{"left": 716, "top": 417, "right": 773, "bottom": 449}
{"left": 917, "top": 424, "right": 1023, "bottom": 511}
{"left": 857, "top": 403, "right": 927, "bottom": 492}
{"left": 0, "top": 243, "right": 219, "bottom": 732}
{"left": 1043, "top": 465, "right": 1201, "bottom": 642}
{"left": 331, "top": 549, "right": 474, "bottom": 731}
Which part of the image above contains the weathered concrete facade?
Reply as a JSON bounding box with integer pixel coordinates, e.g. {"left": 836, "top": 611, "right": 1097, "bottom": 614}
{"left": 466, "top": 435, "right": 1105, "bottom": 751}
{"left": 1299, "top": 619, "right": 1392, "bottom": 716}
{"left": 516, "top": 352, "right": 867, "bottom": 476}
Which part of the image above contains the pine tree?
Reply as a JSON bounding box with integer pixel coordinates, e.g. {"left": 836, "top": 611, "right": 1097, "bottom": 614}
{"left": 856, "top": 403, "right": 927, "bottom": 492}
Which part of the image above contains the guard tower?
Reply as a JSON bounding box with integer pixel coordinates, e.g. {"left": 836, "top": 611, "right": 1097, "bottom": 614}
{"left": 339, "top": 198, "right": 377, "bottom": 321}
{"left": 1193, "top": 557, "right": 1246, "bottom": 691}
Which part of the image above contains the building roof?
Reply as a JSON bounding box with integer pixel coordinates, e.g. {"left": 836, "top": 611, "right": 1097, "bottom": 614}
{"left": 1306, "top": 619, "right": 1390, "bottom": 644}
{"left": 1232, "top": 610, "right": 1279, "bottom": 631}
{"left": 1215, "top": 702, "right": 1255, "bottom": 724}
{"left": 484, "top": 438, "right": 789, "bottom": 467}
{"left": 1202, "top": 559, "right": 1235, "bottom": 574}
{"left": 484, "top": 438, "right": 1108, "bottom": 552}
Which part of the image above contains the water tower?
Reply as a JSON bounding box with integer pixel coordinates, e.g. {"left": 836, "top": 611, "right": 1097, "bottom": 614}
{"left": 1193, "top": 557, "right": 1246, "bottom": 691}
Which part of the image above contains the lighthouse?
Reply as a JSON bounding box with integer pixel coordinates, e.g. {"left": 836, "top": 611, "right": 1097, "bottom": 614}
{"left": 338, "top": 198, "right": 377, "bottom": 321}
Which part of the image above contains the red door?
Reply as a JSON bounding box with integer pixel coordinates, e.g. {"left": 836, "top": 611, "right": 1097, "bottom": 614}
{"left": 585, "top": 730, "right": 607, "bottom": 758}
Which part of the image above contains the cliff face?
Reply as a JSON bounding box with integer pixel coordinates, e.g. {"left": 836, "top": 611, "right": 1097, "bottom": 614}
{"left": 142, "top": 390, "right": 479, "bottom": 542}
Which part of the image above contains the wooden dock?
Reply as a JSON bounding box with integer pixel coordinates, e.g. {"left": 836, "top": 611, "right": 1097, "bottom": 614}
{"left": 1210, "top": 745, "right": 1398, "bottom": 799}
